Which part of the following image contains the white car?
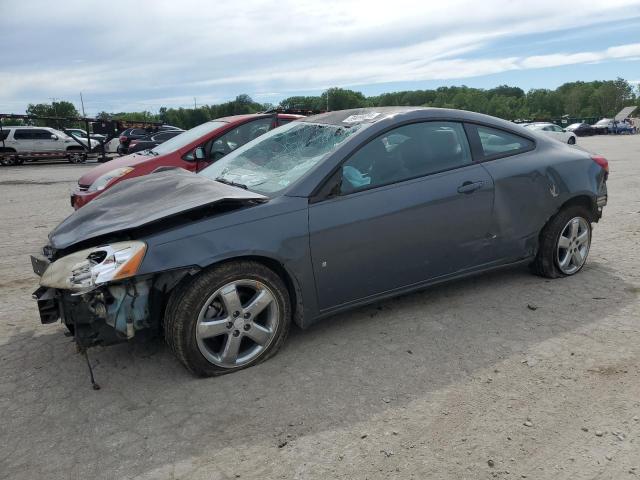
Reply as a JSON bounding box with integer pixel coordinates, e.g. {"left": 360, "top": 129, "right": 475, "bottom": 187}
{"left": 0, "top": 126, "right": 99, "bottom": 165}
{"left": 524, "top": 122, "right": 576, "bottom": 144}
{"left": 65, "top": 128, "right": 106, "bottom": 142}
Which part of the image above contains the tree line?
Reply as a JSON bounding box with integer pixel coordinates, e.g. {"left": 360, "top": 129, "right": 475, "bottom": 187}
{"left": 15, "top": 78, "right": 639, "bottom": 131}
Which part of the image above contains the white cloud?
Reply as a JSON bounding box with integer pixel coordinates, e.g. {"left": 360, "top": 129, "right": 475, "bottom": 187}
{"left": 1, "top": 0, "right": 640, "bottom": 112}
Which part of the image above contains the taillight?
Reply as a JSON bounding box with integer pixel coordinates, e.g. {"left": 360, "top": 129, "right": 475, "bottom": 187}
{"left": 119, "top": 136, "right": 128, "bottom": 143}
{"left": 591, "top": 155, "right": 609, "bottom": 173}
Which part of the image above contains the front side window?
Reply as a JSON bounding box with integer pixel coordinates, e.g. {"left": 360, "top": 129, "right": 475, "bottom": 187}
{"left": 208, "top": 118, "right": 273, "bottom": 160}
{"left": 200, "top": 121, "right": 362, "bottom": 195}
{"left": 151, "top": 121, "right": 226, "bottom": 156}
{"left": 339, "top": 121, "right": 472, "bottom": 194}
{"left": 35, "top": 129, "right": 54, "bottom": 140}
{"left": 474, "top": 125, "right": 534, "bottom": 158}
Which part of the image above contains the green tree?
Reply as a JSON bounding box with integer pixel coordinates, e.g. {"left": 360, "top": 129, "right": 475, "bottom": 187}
{"left": 26, "top": 100, "right": 80, "bottom": 126}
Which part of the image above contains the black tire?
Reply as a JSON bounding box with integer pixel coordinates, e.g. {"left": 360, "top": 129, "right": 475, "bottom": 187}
{"left": 164, "top": 260, "right": 291, "bottom": 377}
{"left": 0, "top": 149, "right": 17, "bottom": 166}
{"left": 67, "top": 150, "right": 87, "bottom": 163}
{"left": 568, "top": 136, "right": 576, "bottom": 145}
{"left": 530, "top": 205, "right": 593, "bottom": 279}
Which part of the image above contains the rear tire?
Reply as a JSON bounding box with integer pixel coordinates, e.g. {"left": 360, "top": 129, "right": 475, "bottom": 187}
{"left": 164, "top": 261, "right": 291, "bottom": 377}
{"left": 568, "top": 136, "right": 576, "bottom": 145}
{"left": 0, "top": 149, "right": 18, "bottom": 166}
{"left": 530, "top": 206, "right": 592, "bottom": 278}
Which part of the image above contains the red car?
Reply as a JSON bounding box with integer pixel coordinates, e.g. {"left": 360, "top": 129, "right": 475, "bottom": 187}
{"left": 72, "top": 113, "right": 303, "bottom": 209}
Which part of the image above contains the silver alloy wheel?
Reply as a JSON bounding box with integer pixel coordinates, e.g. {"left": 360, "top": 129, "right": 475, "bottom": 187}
{"left": 556, "top": 216, "right": 590, "bottom": 275}
{"left": 195, "top": 279, "right": 280, "bottom": 368}
{"left": 68, "top": 152, "right": 85, "bottom": 163}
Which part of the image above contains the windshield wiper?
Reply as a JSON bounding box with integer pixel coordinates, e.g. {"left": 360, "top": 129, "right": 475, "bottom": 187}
{"left": 215, "top": 177, "right": 248, "bottom": 190}
{"left": 146, "top": 149, "right": 159, "bottom": 156}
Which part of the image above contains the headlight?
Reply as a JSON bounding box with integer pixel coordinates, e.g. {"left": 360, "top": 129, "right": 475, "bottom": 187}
{"left": 88, "top": 167, "right": 134, "bottom": 192}
{"left": 40, "top": 241, "right": 146, "bottom": 293}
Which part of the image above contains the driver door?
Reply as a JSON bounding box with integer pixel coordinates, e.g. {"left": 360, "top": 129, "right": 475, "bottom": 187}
{"left": 308, "top": 121, "right": 495, "bottom": 311}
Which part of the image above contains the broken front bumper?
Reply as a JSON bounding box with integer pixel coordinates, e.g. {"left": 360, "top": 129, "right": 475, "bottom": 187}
{"left": 31, "top": 253, "right": 154, "bottom": 347}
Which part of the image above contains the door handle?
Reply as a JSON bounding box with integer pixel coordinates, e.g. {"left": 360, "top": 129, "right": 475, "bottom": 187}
{"left": 457, "top": 181, "right": 484, "bottom": 194}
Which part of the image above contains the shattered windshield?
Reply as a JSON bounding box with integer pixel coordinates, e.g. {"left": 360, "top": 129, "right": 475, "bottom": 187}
{"left": 199, "top": 122, "right": 362, "bottom": 195}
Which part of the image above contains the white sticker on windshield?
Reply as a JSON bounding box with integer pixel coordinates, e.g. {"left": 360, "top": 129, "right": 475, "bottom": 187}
{"left": 342, "top": 112, "right": 381, "bottom": 124}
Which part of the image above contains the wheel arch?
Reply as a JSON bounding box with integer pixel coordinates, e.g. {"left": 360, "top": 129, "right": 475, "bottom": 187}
{"left": 160, "top": 254, "right": 305, "bottom": 328}
{"left": 557, "top": 194, "right": 598, "bottom": 222}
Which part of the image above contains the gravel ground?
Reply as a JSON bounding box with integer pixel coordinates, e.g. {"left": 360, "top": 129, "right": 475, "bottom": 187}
{"left": 0, "top": 136, "right": 638, "bottom": 480}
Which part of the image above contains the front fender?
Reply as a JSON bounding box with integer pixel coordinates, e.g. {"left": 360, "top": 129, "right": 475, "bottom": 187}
{"left": 136, "top": 198, "right": 319, "bottom": 327}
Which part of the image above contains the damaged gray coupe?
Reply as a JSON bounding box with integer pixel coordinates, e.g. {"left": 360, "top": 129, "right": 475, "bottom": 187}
{"left": 32, "top": 107, "right": 609, "bottom": 377}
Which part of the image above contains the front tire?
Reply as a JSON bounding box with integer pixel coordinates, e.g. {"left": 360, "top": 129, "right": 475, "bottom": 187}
{"left": 67, "top": 150, "right": 87, "bottom": 163}
{"left": 530, "top": 206, "right": 592, "bottom": 278}
{"left": 164, "top": 261, "right": 291, "bottom": 377}
{"left": 568, "top": 136, "right": 576, "bottom": 145}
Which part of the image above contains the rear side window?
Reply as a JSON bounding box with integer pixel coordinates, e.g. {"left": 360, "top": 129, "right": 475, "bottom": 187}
{"left": 469, "top": 125, "right": 534, "bottom": 159}
{"left": 14, "top": 129, "right": 33, "bottom": 140}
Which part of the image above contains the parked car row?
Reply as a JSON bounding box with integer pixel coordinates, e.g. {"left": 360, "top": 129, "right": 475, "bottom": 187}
{"left": 0, "top": 126, "right": 100, "bottom": 165}
{"left": 591, "top": 118, "right": 636, "bottom": 135}
{"left": 523, "top": 122, "right": 577, "bottom": 144}
{"left": 518, "top": 118, "right": 637, "bottom": 142}
{"left": 31, "top": 107, "right": 609, "bottom": 379}
{"left": 117, "top": 125, "right": 183, "bottom": 155}
{"left": 0, "top": 123, "right": 189, "bottom": 165}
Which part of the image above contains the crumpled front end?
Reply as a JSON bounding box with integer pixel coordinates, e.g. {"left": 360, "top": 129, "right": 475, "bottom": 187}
{"left": 33, "top": 275, "right": 154, "bottom": 348}
{"left": 31, "top": 241, "right": 158, "bottom": 347}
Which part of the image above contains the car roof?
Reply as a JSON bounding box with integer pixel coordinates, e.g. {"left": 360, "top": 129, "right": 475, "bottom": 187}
{"left": 301, "top": 106, "right": 426, "bottom": 126}
{"left": 213, "top": 113, "right": 305, "bottom": 124}
{"left": 1, "top": 125, "right": 51, "bottom": 129}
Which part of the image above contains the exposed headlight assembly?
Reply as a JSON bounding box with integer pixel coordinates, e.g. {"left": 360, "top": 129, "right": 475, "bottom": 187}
{"left": 40, "top": 241, "right": 146, "bottom": 293}
{"left": 88, "top": 167, "right": 134, "bottom": 192}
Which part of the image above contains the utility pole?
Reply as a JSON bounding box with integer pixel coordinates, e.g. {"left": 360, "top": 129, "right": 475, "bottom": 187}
{"left": 194, "top": 97, "right": 197, "bottom": 109}
{"left": 326, "top": 89, "right": 329, "bottom": 112}
{"left": 79, "top": 92, "right": 86, "bottom": 116}
{"left": 49, "top": 97, "right": 59, "bottom": 128}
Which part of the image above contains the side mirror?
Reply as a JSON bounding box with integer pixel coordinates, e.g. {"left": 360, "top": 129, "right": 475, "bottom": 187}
{"left": 193, "top": 146, "right": 205, "bottom": 161}
{"left": 50, "top": 134, "right": 58, "bottom": 140}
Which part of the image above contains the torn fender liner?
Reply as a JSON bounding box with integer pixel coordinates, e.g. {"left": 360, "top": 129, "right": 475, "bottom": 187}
{"left": 49, "top": 169, "right": 267, "bottom": 249}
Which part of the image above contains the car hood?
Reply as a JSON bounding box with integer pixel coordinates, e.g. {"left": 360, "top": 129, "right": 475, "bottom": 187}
{"left": 49, "top": 169, "right": 267, "bottom": 250}
{"left": 77, "top": 152, "right": 164, "bottom": 186}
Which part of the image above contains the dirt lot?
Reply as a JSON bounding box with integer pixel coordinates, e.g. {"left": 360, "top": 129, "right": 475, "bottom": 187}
{"left": 0, "top": 136, "right": 639, "bottom": 480}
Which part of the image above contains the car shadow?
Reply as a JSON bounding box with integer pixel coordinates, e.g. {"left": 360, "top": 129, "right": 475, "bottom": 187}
{"left": 0, "top": 261, "right": 634, "bottom": 478}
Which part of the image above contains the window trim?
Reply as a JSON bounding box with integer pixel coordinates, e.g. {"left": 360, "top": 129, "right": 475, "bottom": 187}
{"left": 463, "top": 122, "right": 536, "bottom": 163}
{"left": 310, "top": 119, "right": 474, "bottom": 203}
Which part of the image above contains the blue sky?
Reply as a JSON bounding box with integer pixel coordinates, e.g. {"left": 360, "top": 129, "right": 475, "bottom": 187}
{"left": 1, "top": 0, "right": 639, "bottom": 115}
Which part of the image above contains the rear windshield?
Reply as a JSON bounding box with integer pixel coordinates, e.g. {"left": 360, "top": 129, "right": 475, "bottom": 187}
{"left": 151, "top": 121, "right": 226, "bottom": 156}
